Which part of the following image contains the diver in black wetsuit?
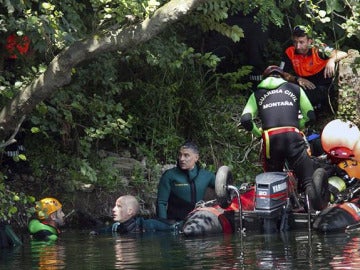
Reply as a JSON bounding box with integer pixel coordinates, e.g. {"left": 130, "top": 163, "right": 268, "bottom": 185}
{"left": 91, "top": 195, "right": 179, "bottom": 235}
{"left": 240, "top": 65, "right": 329, "bottom": 211}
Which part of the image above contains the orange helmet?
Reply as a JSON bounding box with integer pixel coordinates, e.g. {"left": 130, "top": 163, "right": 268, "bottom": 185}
{"left": 36, "top": 197, "right": 62, "bottom": 220}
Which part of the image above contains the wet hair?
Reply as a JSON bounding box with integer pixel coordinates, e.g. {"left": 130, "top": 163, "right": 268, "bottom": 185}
{"left": 293, "top": 25, "right": 312, "bottom": 38}
{"left": 180, "top": 141, "right": 199, "bottom": 155}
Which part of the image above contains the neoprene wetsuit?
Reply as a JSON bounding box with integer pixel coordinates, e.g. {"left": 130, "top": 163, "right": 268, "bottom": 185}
{"left": 29, "top": 219, "right": 59, "bottom": 241}
{"left": 95, "top": 217, "right": 180, "bottom": 234}
{"left": 240, "top": 77, "right": 319, "bottom": 204}
{"left": 157, "top": 163, "right": 215, "bottom": 221}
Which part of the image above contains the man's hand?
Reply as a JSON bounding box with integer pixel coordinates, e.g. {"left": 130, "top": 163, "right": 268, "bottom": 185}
{"left": 282, "top": 71, "right": 293, "bottom": 82}
{"left": 297, "top": 77, "right": 316, "bottom": 90}
{"left": 283, "top": 71, "right": 316, "bottom": 90}
{"left": 324, "top": 58, "right": 336, "bottom": 78}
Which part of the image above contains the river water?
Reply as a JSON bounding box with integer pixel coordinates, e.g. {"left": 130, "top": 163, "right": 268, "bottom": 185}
{"left": 1, "top": 229, "right": 360, "bottom": 269}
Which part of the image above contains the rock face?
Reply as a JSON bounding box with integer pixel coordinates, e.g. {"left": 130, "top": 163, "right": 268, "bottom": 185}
{"left": 338, "top": 49, "right": 360, "bottom": 126}
{"left": 98, "top": 150, "right": 146, "bottom": 186}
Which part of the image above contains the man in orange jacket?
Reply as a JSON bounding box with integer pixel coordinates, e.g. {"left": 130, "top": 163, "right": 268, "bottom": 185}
{"left": 280, "top": 25, "right": 347, "bottom": 112}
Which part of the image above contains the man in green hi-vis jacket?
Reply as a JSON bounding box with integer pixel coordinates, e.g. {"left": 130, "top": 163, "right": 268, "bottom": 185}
{"left": 156, "top": 142, "right": 215, "bottom": 222}
{"left": 240, "top": 65, "right": 330, "bottom": 211}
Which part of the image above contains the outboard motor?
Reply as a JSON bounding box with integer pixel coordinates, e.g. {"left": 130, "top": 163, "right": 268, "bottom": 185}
{"left": 255, "top": 172, "right": 288, "bottom": 233}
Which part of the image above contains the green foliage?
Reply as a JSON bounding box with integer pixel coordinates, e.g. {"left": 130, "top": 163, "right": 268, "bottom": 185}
{"left": 190, "top": 2, "right": 243, "bottom": 42}
{"left": 24, "top": 17, "right": 258, "bottom": 189}
{"left": 0, "top": 176, "right": 36, "bottom": 225}
{"left": 30, "top": 54, "right": 134, "bottom": 158}
{"left": 1, "top": 0, "right": 87, "bottom": 56}
{"left": 197, "top": 0, "right": 284, "bottom": 28}
{"left": 90, "top": 0, "right": 161, "bottom": 29}
{"left": 94, "top": 156, "right": 129, "bottom": 189}
{"left": 299, "top": 0, "right": 360, "bottom": 42}
{"left": 187, "top": 0, "right": 285, "bottom": 42}
{"left": 2, "top": 0, "right": 360, "bottom": 223}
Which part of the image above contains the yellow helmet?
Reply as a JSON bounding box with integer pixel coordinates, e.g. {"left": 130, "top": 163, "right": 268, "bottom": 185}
{"left": 36, "top": 197, "right": 62, "bottom": 220}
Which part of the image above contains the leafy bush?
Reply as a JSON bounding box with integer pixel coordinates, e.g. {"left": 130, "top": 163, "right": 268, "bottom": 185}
{"left": 0, "top": 174, "right": 36, "bottom": 227}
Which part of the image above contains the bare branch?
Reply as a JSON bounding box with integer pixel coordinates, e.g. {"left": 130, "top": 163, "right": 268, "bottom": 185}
{"left": 0, "top": 115, "right": 26, "bottom": 149}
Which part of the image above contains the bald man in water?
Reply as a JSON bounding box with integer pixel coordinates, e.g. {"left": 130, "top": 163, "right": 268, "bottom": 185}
{"left": 91, "top": 195, "right": 179, "bottom": 235}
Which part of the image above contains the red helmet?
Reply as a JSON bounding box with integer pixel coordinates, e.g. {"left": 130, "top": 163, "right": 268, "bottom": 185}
{"left": 262, "top": 65, "right": 284, "bottom": 79}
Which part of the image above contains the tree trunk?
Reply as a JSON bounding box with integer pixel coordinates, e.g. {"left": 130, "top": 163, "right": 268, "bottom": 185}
{"left": 0, "top": 0, "right": 206, "bottom": 136}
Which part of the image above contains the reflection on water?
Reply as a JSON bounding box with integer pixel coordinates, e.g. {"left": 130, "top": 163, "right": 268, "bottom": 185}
{"left": 30, "top": 241, "right": 66, "bottom": 269}
{"left": 1, "top": 229, "right": 360, "bottom": 269}
{"left": 330, "top": 236, "right": 360, "bottom": 269}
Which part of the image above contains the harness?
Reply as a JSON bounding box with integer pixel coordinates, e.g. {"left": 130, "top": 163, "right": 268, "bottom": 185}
{"left": 262, "top": 126, "right": 300, "bottom": 159}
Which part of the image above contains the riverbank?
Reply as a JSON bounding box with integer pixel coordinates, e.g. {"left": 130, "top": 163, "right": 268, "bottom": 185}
{"left": 6, "top": 166, "right": 217, "bottom": 233}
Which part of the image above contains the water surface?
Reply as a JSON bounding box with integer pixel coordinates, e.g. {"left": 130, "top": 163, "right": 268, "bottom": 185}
{"left": 1, "top": 229, "right": 360, "bottom": 269}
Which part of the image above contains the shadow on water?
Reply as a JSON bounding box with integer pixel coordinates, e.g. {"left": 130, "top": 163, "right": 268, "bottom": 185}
{"left": 1, "top": 229, "right": 360, "bottom": 269}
